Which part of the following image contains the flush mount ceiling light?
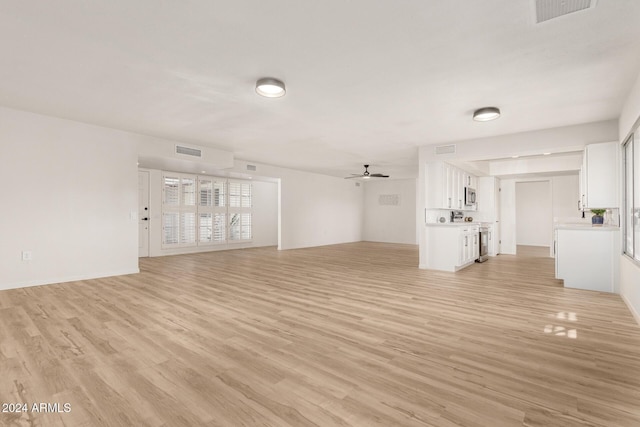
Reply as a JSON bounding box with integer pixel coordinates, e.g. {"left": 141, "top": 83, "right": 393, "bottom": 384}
{"left": 256, "top": 77, "right": 286, "bottom": 98}
{"left": 473, "top": 107, "right": 501, "bottom": 122}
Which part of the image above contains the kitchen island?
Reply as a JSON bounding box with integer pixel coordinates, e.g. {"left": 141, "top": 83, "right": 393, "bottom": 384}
{"left": 555, "top": 224, "right": 620, "bottom": 292}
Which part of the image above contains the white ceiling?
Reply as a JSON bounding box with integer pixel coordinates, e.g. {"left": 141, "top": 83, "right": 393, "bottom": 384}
{"left": 1, "top": 1, "right": 640, "bottom": 179}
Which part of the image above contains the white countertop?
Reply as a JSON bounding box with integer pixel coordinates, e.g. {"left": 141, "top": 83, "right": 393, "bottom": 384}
{"left": 555, "top": 224, "right": 619, "bottom": 231}
{"left": 426, "top": 222, "right": 480, "bottom": 227}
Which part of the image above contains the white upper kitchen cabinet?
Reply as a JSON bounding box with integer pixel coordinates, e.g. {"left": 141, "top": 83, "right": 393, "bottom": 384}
{"left": 580, "top": 142, "right": 619, "bottom": 209}
{"left": 463, "top": 172, "right": 477, "bottom": 191}
{"left": 425, "top": 162, "right": 477, "bottom": 211}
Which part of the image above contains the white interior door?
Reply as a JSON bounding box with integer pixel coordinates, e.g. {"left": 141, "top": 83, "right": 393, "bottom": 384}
{"left": 138, "top": 171, "right": 150, "bottom": 257}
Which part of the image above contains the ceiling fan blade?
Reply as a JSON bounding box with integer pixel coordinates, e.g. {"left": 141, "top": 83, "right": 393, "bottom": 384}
{"left": 370, "top": 173, "right": 389, "bottom": 177}
{"left": 344, "top": 175, "right": 364, "bottom": 179}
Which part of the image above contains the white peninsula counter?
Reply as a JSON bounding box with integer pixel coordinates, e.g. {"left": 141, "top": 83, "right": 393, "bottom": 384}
{"left": 423, "top": 223, "right": 480, "bottom": 272}
{"left": 554, "top": 224, "right": 620, "bottom": 293}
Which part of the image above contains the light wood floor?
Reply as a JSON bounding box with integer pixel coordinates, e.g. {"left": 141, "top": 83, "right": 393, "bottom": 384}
{"left": 516, "top": 245, "right": 551, "bottom": 258}
{"left": 1, "top": 243, "right": 639, "bottom": 426}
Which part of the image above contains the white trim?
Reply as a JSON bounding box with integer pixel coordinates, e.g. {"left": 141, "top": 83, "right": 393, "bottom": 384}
{"left": 0, "top": 268, "right": 140, "bottom": 292}
{"left": 621, "top": 293, "right": 640, "bottom": 327}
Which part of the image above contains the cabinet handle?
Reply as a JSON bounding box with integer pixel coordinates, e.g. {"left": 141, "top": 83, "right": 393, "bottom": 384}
{"left": 578, "top": 200, "right": 581, "bottom": 210}
{"left": 474, "top": 235, "right": 477, "bottom": 244}
{"left": 465, "top": 236, "right": 468, "bottom": 247}
{"left": 448, "top": 197, "right": 451, "bottom": 208}
{"left": 489, "top": 232, "right": 492, "bottom": 241}
{"left": 459, "top": 200, "right": 462, "bottom": 209}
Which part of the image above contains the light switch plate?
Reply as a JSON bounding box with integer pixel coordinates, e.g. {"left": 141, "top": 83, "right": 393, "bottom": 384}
{"left": 22, "top": 251, "right": 32, "bottom": 261}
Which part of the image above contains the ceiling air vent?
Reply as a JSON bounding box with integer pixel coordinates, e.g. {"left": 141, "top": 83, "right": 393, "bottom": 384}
{"left": 246, "top": 164, "right": 257, "bottom": 171}
{"left": 175, "top": 145, "right": 202, "bottom": 157}
{"left": 435, "top": 144, "right": 456, "bottom": 155}
{"left": 534, "top": 0, "right": 596, "bottom": 24}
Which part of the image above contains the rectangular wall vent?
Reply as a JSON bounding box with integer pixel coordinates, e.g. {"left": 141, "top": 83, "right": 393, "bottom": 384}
{"left": 246, "top": 164, "right": 257, "bottom": 171}
{"left": 379, "top": 194, "right": 400, "bottom": 206}
{"left": 435, "top": 144, "right": 456, "bottom": 155}
{"left": 355, "top": 182, "right": 361, "bottom": 187}
{"left": 534, "top": 0, "right": 596, "bottom": 24}
{"left": 175, "top": 145, "right": 202, "bottom": 157}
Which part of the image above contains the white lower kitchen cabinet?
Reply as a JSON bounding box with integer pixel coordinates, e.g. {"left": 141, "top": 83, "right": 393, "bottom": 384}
{"left": 555, "top": 225, "right": 620, "bottom": 292}
{"left": 425, "top": 224, "right": 479, "bottom": 272}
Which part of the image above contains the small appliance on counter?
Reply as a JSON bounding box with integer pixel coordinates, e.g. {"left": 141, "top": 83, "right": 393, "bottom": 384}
{"left": 451, "top": 211, "right": 464, "bottom": 223}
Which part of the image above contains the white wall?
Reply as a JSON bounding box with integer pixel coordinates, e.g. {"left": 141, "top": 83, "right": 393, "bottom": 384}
{"left": 619, "top": 69, "right": 640, "bottom": 325}
{"left": 421, "top": 120, "right": 618, "bottom": 163}
{"left": 222, "top": 160, "right": 364, "bottom": 250}
{"left": 0, "top": 106, "right": 139, "bottom": 290}
{"left": 516, "top": 181, "right": 552, "bottom": 247}
{"left": 500, "top": 180, "right": 517, "bottom": 255}
{"left": 363, "top": 179, "right": 417, "bottom": 244}
{"left": 552, "top": 175, "right": 582, "bottom": 222}
{"left": 251, "top": 180, "right": 279, "bottom": 247}
{"left": 279, "top": 169, "right": 363, "bottom": 249}
{"left": 144, "top": 169, "right": 278, "bottom": 257}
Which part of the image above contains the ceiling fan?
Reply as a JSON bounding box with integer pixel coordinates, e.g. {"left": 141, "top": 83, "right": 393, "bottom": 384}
{"left": 345, "top": 164, "right": 389, "bottom": 179}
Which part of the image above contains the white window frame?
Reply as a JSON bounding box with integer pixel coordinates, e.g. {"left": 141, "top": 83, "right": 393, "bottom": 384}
{"left": 228, "top": 179, "right": 253, "bottom": 243}
{"left": 162, "top": 173, "right": 253, "bottom": 248}
{"left": 162, "top": 173, "right": 198, "bottom": 248}
{"left": 623, "top": 131, "right": 640, "bottom": 264}
{"left": 197, "top": 177, "right": 227, "bottom": 246}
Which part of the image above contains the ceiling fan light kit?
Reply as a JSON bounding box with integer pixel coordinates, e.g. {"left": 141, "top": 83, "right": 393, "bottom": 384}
{"left": 255, "top": 77, "right": 286, "bottom": 98}
{"left": 345, "top": 165, "right": 389, "bottom": 179}
{"left": 473, "top": 107, "right": 501, "bottom": 122}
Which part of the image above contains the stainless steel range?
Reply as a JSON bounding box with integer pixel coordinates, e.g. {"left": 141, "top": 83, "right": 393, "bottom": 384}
{"left": 477, "top": 226, "right": 489, "bottom": 263}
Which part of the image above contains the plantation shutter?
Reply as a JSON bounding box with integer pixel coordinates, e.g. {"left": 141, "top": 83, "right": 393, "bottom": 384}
{"left": 228, "top": 179, "right": 252, "bottom": 242}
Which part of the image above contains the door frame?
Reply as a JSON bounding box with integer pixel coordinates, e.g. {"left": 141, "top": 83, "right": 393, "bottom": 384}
{"left": 138, "top": 170, "right": 150, "bottom": 257}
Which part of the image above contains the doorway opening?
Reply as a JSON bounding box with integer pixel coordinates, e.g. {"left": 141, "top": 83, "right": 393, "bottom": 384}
{"left": 515, "top": 180, "right": 552, "bottom": 257}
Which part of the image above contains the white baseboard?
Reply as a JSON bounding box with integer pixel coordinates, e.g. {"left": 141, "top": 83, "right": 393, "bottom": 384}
{"left": 621, "top": 294, "right": 640, "bottom": 327}
{"left": 0, "top": 268, "right": 140, "bottom": 292}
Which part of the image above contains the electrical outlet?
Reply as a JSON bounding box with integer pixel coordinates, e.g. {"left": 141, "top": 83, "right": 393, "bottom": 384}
{"left": 21, "top": 251, "right": 32, "bottom": 261}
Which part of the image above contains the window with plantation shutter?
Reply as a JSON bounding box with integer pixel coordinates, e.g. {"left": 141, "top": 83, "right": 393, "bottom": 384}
{"left": 181, "top": 212, "right": 196, "bottom": 244}
{"left": 197, "top": 177, "right": 226, "bottom": 245}
{"left": 182, "top": 177, "right": 196, "bottom": 206}
{"left": 229, "top": 182, "right": 241, "bottom": 208}
{"left": 213, "top": 213, "right": 226, "bottom": 242}
{"left": 241, "top": 213, "right": 252, "bottom": 240}
{"left": 164, "top": 176, "right": 180, "bottom": 206}
{"left": 163, "top": 212, "right": 179, "bottom": 244}
{"left": 214, "top": 181, "right": 226, "bottom": 207}
{"left": 228, "top": 179, "right": 252, "bottom": 242}
{"left": 162, "top": 173, "right": 252, "bottom": 248}
{"left": 162, "top": 173, "right": 197, "bottom": 248}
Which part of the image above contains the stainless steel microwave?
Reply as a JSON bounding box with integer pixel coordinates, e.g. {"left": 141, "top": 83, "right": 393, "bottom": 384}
{"left": 465, "top": 187, "right": 476, "bottom": 206}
